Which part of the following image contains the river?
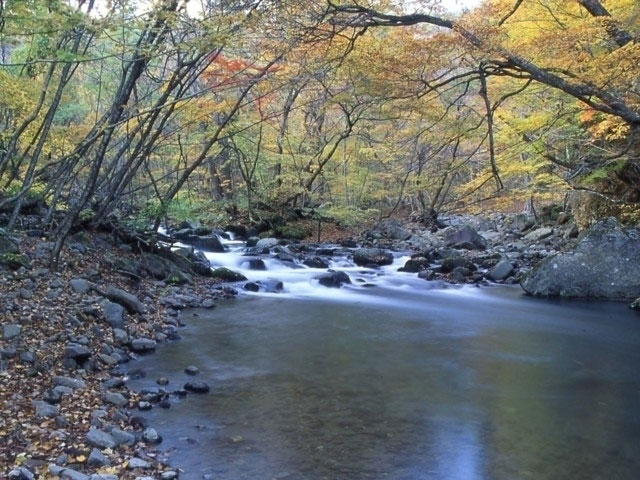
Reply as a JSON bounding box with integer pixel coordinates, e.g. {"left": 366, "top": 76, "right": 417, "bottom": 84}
{"left": 129, "top": 236, "right": 640, "bottom": 480}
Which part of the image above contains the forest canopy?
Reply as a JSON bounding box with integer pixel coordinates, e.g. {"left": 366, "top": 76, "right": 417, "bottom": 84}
{"left": 0, "top": 0, "right": 638, "bottom": 266}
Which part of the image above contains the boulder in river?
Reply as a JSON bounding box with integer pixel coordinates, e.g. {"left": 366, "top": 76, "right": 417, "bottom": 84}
{"left": 317, "top": 271, "right": 351, "bottom": 288}
{"left": 246, "top": 258, "right": 267, "bottom": 270}
{"left": 211, "top": 267, "right": 247, "bottom": 282}
{"left": 398, "top": 256, "right": 430, "bottom": 273}
{"left": 256, "top": 237, "right": 280, "bottom": 249}
{"left": 193, "top": 235, "right": 225, "bottom": 252}
{"left": 184, "top": 381, "right": 210, "bottom": 393}
{"left": 353, "top": 249, "right": 393, "bottom": 267}
{"left": 521, "top": 218, "right": 640, "bottom": 299}
{"left": 304, "top": 257, "right": 329, "bottom": 269}
{"left": 443, "top": 225, "right": 487, "bottom": 250}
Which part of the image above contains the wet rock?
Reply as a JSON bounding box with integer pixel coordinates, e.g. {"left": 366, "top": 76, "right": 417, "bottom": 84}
{"left": 87, "top": 448, "right": 110, "bottom": 467}
{"left": 443, "top": 225, "right": 487, "bottom": 250}
{"left": 160, "top": 471, "right": 179, "bottom": 480}
{"left": 243, "top": 282, "right": 260, "bottom": 292}
{"left": 185, "top": 365, "right": 199, "bottom": 375}
{"left": 317, "top": 270, "right": 351, "bottom": 288}
{"left": 86, "top": 429, "right": 116, "bottom": 449}
{"left": 193, "top": 235, "right": 225, "bottom": 252}
{"left": 398, "top": 256, "right": 430, "bottom": 273}
{"left": 303, "top": 257, "right": 329, "bottom": 269}
{"left": 418, "top": 269, "right": 435, "bottom": 281}
{"left": 353, "top": 249, "right": 393, "bottom": 267}
{"left": 184, "top": 381, "right": 210, "bottom": 393}
{"left": 105, "top": 287, "right": 145, "bottom": 314}
{"left": 130, "top": 337, "right": 156, "bottom": 353}
{"left": 489, "top": 260, "right": 515, "bottom": 281}
{"left": 211, "top": 267, "right": 247, "bottom": 282}
{"left": 69, "top": 278, "right": 90, "bottom": 294}
{"left": 138, "top": 401, "right": 152, "bottom": 411}
{"left": 157, "top": 377, "right": 169, "bottom": 386}
{"left": 3, "top": 324, "right": 22, "bottom": 340}
{"left": 450, "top": 267, "right": 472, "bottom": 283}
{"left": 142, "top": 427, "right": 162, "bottom": 444}
{"left": 246, "top": 259, "right": 267, "bottom": 270}
{"left": 521, "top": 218, "right": 640, "bottom": 299}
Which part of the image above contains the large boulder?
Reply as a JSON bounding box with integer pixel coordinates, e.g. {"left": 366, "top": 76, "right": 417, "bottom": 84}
{"left": 353, "top": 249, "right": 393, "bottom": 267}
{"left": 193, "top": 235, "right": 225, "bottom": 252}
{"left": 443, "top": 225, "right": 487, "bottom": 250}
{"left": 521, "top": 218, "right": 640, "bottom": 299}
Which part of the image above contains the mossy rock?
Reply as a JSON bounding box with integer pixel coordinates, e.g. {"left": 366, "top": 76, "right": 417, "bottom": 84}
{"left": 0, "top": 253, "right": 29, "bottom": 270}
{"left": 274, "top": 225, "right": 309, "bottom": 240}
{"left": 211, "top": 267, "right": 247, "bottom": 282}
{"left": 258, "top": 230, "right": 274, "bottom": 239}
{"left": 167, "top": 271, "right": 192, "bottom": 285}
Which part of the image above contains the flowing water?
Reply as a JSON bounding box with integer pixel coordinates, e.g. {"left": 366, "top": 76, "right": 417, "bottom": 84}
{"left": 130, "top": 235, "right": 640, "bottom": 480}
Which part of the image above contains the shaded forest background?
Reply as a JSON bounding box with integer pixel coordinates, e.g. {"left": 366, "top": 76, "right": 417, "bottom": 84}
{"left": 0, "top": 0, "right": 638, "bottom": 266}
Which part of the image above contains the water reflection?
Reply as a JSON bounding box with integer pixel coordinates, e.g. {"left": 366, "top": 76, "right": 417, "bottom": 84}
{"left": 129, "top": 286, "right": 640, "bottom": 480}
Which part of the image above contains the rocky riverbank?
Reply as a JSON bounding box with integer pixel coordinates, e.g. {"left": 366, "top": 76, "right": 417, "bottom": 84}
{"left": 1, "top": 229, "right": 233, "bottom": 480}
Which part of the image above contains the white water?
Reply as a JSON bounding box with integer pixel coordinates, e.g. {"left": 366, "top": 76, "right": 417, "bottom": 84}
{"left": 178, "top": 232, "right": 465, "bottom": 303}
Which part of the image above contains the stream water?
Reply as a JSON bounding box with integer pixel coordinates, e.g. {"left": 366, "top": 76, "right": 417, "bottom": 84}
{"left": 129, "top": 236, "right": 640, "bottom": 480}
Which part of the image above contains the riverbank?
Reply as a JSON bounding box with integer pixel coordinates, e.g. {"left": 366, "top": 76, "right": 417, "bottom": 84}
{"left": 1, "top": 230, "right": 232, "bottom": 480}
